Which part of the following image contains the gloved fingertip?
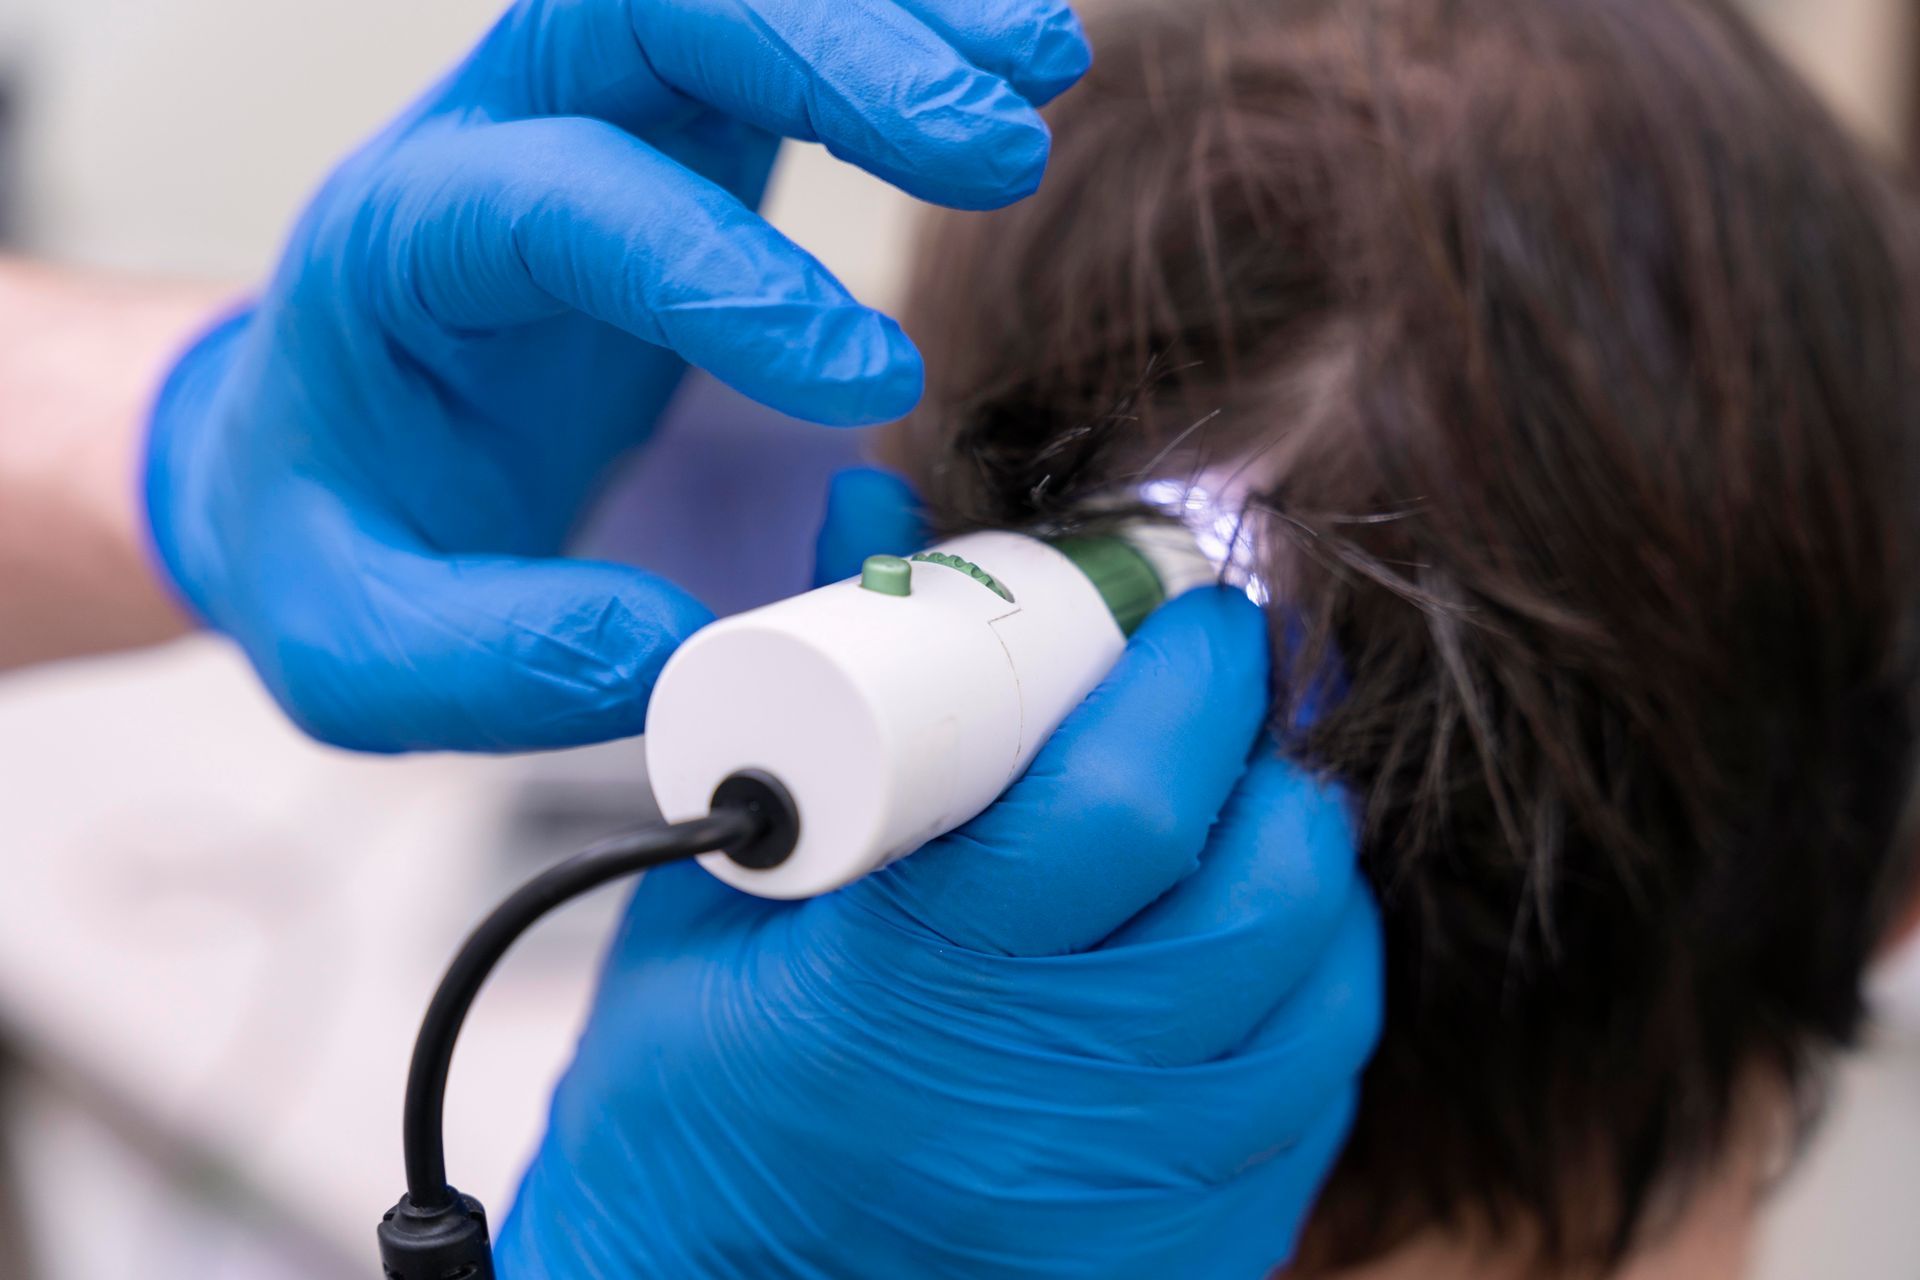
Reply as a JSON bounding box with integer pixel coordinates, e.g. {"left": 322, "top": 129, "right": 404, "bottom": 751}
{"left": 827, "top": 466, "right": 927, "bottom": 539}
{"left": 829, "top": 464, "right": 922, "bottom": 507}
{"left": 865, "top": 315, "right": 928, "bottom": 422}
{"left": 1148, "top": 584, "right": 1271, "bottom": 661}
{"left": 879, "top": 66, "right": 1055, "bottom": 209}
{"left": 1020, "top": 6, "right": 1094, "bottom": 105}
{"left": 1322, "top": 889, "right": 1388, "bottom": 1061}
{"left": 1239, "top": 733, "right": 1345, "bottom": 799}
{"left": 800, "top": 310, "right": 925, "bottom": 425}
{"left": 815, "top": 467, "right": 929, "bottom": 585}
{"left": 981, "top": 115, "right": 1053, "bottom": 207}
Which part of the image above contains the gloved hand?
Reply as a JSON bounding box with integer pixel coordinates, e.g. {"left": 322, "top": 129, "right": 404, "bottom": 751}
{"left": 145, "top": 0, "right": 1090, "bottom": 752}
{"left": 493, "top": 477, "right": 1384, "bottom": 1278}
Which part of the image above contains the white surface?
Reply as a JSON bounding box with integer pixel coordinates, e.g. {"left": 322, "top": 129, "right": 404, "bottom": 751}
{"left": 651, "top": 533, "right": 1126, "bottom": 898}
{"left": 9, "top": 1073, "right": 348, "bottom": 1280}
{"left": 1744, "top": 0, "right": 1913, "bottom": 153}
{"left": 0, "top": 637, "right": 622, "bottom": 1270}
{"left": 1755, "top": 1025, "right": 1920, "bottom": 1280}
{"left": 1866, "top": 925, "right": 1920, "bottom": 1036}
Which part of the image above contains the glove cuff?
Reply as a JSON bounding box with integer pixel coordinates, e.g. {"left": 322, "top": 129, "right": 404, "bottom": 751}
{"left": 142, "top": 303, "right": 256, "bottom": 627}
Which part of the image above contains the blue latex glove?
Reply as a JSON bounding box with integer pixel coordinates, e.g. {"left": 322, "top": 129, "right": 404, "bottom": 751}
{"left": 146, "top": 0, "right": 1090, "bottom": 752}
{"left": 493, "top": 474, "right": 1384, "bottom": 1278}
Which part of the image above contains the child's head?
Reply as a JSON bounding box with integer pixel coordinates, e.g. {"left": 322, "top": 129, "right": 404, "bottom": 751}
{"left": 888, "top": 0, "right": 1920, "bottom": 1270}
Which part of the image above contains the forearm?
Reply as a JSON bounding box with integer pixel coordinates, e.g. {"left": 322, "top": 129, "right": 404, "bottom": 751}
{"left": 0, "top": 258, "right": 227, "bottom": 669}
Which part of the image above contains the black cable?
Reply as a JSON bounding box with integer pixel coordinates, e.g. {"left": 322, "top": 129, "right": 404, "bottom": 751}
{"left": 378, "top": 770, "right": 800, "bottom": 1280}
{"left": 403, "top": 809, "right": 754, "bottom": 1210}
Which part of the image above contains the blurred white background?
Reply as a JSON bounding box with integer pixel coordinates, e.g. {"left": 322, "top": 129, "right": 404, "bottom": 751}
{"left": 0, "top": 0, "right": 918, "bottom": 301}
{"left": 0, "top": 2, "right": 1916, "bottom": 1278}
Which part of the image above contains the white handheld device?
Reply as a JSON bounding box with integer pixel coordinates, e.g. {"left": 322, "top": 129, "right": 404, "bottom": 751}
{"left": 644, "top": 525, "right": 1215, "bottom": 898}
{"left": 380, "top": 523, "right": 1217, "bottom": 1274}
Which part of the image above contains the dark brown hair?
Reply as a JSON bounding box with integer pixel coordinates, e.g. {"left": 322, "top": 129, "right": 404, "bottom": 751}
{"left": 888, "top": 0, "right": 1920, "bottom": 1270}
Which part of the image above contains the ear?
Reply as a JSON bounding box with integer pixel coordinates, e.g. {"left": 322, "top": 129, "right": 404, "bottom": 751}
{"left": 1870, "top": 822, "right": 1920, "bottom": 1062}
{"left": 1871, "top": 838, "right": 1920, "bottom": 1032}
{"left": 1891, "top": 883, "right": 1920, "bottom": 953}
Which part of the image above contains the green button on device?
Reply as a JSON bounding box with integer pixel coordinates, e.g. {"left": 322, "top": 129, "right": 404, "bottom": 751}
{"left": 859, "top": 555, "right": 913, "bottom": 597}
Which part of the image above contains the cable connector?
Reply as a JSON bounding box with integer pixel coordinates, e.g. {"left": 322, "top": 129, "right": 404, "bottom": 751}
{"left": 711, "top": 768, "right": 801, "bottom": 870}
{"left": 378, "top": 1187, "right": 492, "bottom": 1280}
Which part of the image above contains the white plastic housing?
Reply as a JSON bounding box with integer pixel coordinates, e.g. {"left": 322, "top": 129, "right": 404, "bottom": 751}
{"left": 644, "top": 532, "right": 1132, "bottom": 898}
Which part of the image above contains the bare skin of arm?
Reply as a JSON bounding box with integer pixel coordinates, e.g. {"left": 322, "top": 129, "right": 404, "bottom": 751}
{"left": 0, "top": 258, "right": 227, "bottom": 669}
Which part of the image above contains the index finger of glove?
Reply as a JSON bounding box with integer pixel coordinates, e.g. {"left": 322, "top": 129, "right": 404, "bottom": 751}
{"left": 383, "top": 117, "right": 922, "bottom": 426}
{"left": 462, "top": 0, "right": 1057, "bottom": 210}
